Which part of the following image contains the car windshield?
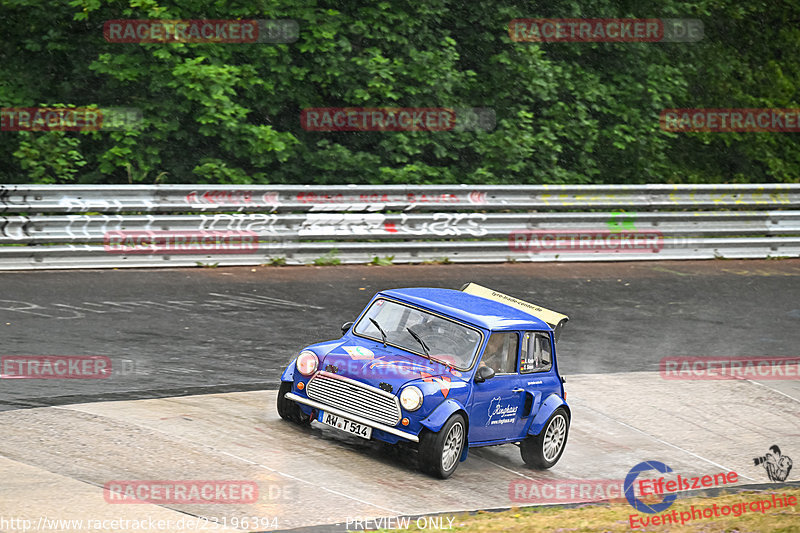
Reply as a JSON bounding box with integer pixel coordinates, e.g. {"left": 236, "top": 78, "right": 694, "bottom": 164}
{"left": 353, "top": 298, "right": 483, "bottom": 370}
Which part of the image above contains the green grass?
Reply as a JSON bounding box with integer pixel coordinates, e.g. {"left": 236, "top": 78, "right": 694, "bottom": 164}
{"left": 370, "top": 255, "right": 395, "bottom": 266}
{"left": 313, "top": 249, "right": 341, "bottom": 266}
{"left": 377, "top": 488, "right": 800, "bottom": 533}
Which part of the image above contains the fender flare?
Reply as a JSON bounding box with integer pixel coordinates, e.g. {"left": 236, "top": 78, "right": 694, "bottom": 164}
{"left": 419, "top": 399, "right": 470, "bottom": 462}
{"left": 280, "top": 359, "right": 297, "bottom": 382}
{"left": 528, "top": 394, "right": 570, "bottom": 436}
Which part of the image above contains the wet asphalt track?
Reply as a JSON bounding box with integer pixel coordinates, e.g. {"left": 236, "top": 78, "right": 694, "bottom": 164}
{"left": 1, "top": 260, "right": 800, "bottom": 410}
{"left": 0, "top": 260, "right": 799, "bottom": 532}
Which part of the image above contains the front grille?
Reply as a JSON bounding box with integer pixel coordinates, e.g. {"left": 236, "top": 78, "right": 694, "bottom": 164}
{"left": 306, "top": 371, "right": 401, "bottom": 426}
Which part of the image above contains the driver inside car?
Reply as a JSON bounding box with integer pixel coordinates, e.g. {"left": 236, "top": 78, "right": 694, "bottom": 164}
{"left": 480, "top": 333, "right": 515, "bottom": 373}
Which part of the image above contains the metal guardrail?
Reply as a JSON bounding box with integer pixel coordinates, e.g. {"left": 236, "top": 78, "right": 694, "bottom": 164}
{"left": 1, "top": 184, "right": 799, "bottom": 269}
{"left": 3, "top": 183, "right": 800, "bottom": 213}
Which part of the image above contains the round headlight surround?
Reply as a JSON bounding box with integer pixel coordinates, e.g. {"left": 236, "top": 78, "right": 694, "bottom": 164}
{"left": 296, "top": 350, "right": 319, "bottom": 376}
{"left": 400, "top": 385, "right": 424, "bottom": 412}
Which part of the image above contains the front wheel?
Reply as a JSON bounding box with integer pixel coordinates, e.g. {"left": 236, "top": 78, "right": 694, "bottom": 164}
{"left": 277, "top": 381, "right": 310, "bottom": 426}
{"left": 521, "top": 407, "right": 569, "bottom": 469}
{"left": 418, "top": 413, "right": 466, "bottom": 479}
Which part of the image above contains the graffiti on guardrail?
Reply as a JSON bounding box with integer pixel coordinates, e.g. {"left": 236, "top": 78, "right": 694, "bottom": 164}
{"left": 607, "top": 211, "right": 637, "bottom": 232}
{"left": 185, "top": 190, "right": 281, "bottom": 207}
{"left": 1, "top": 213, "right": 490, "bottom": 240}
{"left": 1, "top": 185, "right": 800, "bottom": 268}
{"left": 1, "top": 185, "right": 797, "bottom": 215}
{"left": 206, "top": 212, "right": 487, "bottom": 236}
{"left": 296, "top": 191, "right": 466, "bottom": 210}
{"left": 387, "top": 213, "right": 488, "bottom": 236}
{"left": 58, "top": 196, "right": 129, "bottom": 212}
{"left": 0, "top": 215, "right": 135, "bottom": 241}
{"left": 0, "top": 217, "right": 32, "bottom": 240}
{"left": 298, "top": 213, "right": 488, "bottom": 237}
{"left": 24, "top": 189, "right": 484, "bottom": 213}
{"left": 0, "top": 214, "right": 286, "bottom": 242}
{"left": 198, "top": 213, "right": 282, "bottom": 233}
{"left": 299, "top": 213, "right": 385, "bottom": 236}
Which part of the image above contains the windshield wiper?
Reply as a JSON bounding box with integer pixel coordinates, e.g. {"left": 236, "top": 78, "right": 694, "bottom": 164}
{"left": 369, "top": 318, "right": 387, "bottom": 347}
{"left": 406, "top": 327, "right": 431, "bottom": 358}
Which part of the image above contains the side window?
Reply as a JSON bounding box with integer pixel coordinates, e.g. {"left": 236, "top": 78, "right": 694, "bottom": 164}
{"left": 480, "top": 332, "right": 519, "bottom": 374}
{"left": 521, "top": 332, "right": 552, "bottom": 373}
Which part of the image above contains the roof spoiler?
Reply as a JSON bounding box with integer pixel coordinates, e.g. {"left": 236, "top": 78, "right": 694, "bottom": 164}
{"left": 460, "top": 282, "right": 569, "bottom": 342}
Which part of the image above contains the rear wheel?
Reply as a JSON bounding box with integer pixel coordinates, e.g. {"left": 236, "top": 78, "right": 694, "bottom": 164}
{"left": 277, "top": 381, "right": 310, "bottom": 426}
{"left": 418, "top": 413, "right": 466, "bottom": 479}
{"left": 521, "top": 407, "right": 569, "bottom": 469}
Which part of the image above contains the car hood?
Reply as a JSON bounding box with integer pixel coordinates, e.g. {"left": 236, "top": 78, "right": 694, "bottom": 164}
{"left": 316, "top": 339, "right": 467, "bottom": 393}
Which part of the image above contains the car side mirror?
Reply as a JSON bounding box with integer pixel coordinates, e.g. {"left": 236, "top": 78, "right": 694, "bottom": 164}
{"left": 341, "top": 321, "right": 354, "bottom": 335}
{"left": 474, "top": 365, "right": 495, "bottom": 383}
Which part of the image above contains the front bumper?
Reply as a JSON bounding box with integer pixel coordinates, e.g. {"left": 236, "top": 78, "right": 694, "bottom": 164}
{"left": 284, "top": 392, "right": 420, "bottom": 443}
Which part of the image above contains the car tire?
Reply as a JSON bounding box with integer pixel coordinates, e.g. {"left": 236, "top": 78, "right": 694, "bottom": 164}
{"left": 520, "top": 407, "right": 569, "bottom": 469}
{"left": 418, "top": 413, "right": 466, "bottom": 479}
{"left": 277, "top": 381, "right": 310, "bottom": 426}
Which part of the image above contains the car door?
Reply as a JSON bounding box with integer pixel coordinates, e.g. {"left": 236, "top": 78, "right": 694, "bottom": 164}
{"left": 468, "top": 331, "right": 529, "bottom": 443}
{"left": 518, "top": 331, "right": 561, "bottom": 430}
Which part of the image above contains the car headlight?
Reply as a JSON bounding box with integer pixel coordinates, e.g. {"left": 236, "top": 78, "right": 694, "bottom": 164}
{"left": 400, "top": 386, "right": 423, "bottom": 411}
{"left": 296, "top": 350, "right": 318, "bottom": 376}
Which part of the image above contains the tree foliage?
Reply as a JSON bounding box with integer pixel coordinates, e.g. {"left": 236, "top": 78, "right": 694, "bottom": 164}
{"left": 0, "top": 0, "right": 798, "bottom": 184}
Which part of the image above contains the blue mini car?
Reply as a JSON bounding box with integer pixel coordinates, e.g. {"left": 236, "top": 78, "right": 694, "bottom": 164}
{"left": 277, "top": 283, "right": 570, "bottom": 478}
